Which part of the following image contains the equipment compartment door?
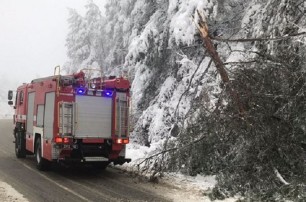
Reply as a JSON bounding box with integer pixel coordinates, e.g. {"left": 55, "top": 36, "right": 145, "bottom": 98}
{"left": 75, "top": 95, "right": 112, "bottom": 138}
{"left": 43, "top": 92, "right": 55, "bottom": 160}
{"left": 26, "top": 92, "right": 35, "bottom": 135}
{"left": 26, "top": 92, "right": 35, "bottom": 152}
{"left": 44, "top": 92, "right": 55, "bottom": 139}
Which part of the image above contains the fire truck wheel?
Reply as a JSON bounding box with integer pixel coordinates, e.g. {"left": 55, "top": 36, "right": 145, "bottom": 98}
{"left": 15, "top": 131, "right": 26, "bottom": 158}
{"left": 35, "top": 138, "right": 50, "bottom": 171}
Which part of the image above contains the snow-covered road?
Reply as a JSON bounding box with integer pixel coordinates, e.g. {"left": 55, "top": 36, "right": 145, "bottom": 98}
{"left": 0, "top": 119, "right": 236, "bottom": 201}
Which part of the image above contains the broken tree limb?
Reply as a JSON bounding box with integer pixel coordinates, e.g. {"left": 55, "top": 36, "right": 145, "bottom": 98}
{"left": 194, "top": 10, "right": 245, "bottom": 115}
{"left": 136, "top": 133, "right": 210, "bottom": 169}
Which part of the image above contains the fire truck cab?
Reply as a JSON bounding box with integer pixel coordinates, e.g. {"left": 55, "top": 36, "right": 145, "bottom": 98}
{"left": 8, "top": 70, "right": 131, "bottom": 170}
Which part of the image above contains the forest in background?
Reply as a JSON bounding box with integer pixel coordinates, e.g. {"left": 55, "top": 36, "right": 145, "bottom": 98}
{"left": 65, "top": 0, "right": 306, "bottom": 200}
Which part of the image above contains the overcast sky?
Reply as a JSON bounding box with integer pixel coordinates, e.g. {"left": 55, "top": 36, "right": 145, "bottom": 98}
{"left": 0, "top": 0, "right": 106, "bottom": 90}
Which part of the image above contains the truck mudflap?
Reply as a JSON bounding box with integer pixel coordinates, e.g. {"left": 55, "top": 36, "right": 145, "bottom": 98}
{"left": 113, "top": 157, "right": 131, "bottom": 165}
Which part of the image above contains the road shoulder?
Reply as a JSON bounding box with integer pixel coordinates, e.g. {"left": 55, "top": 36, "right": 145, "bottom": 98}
{"left": 0, "top": 181, "right": 29, "bottom": 202}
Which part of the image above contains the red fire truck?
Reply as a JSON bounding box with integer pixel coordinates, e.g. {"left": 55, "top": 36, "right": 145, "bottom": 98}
{"left": 8, "top": 69, "right": 131, "bottom": 170}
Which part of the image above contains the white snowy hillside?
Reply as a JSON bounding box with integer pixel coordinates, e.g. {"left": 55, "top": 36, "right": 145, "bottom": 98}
{"left": 66, "top": 0, "right": 306, "bottom": 200}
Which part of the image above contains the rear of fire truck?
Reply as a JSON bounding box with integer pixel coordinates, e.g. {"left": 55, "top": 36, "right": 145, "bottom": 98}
{"left": 8, "top": 69, "right": 131, "bottom": 170}
{"left": 56, "top": 71, "right": 131, "bottom": 169}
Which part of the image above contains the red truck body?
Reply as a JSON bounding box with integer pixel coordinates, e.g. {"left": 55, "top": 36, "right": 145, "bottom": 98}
{"left": 8, "top": 71, "right": 131, "bottom": 170}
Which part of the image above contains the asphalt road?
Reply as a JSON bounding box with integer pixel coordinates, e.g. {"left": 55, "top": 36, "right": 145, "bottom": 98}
{"left": 0, "top": 119, "right": 170, "bottom": 202}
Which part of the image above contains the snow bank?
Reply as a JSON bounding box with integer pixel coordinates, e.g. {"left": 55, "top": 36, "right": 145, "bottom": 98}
{"left": 0, "top": 181, "right": 28, "bottom": 202}
{"left": 118, "top": 143, "right": 239, "bottom": 202}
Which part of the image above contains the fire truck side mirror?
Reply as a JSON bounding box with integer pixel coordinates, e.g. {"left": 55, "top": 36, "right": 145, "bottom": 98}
{"left": 8, "top": 90, "right": 13, "bottom": 100}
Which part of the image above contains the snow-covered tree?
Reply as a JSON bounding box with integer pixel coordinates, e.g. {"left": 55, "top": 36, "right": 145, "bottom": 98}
{"left": 65, "top": 0, "right": 306, "bottom": 200}
{"left": 65, "top": 0, "right": 104, "bottom": 74}
{"left": 65, "top": 8, "right": 88, "bottom": 73}
{"left": 83, "top": 0, "right": 104, "bottom": 69}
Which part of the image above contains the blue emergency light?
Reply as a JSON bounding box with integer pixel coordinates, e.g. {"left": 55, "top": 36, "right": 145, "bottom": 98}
{"left": 104, "top": 90, "right": 113, "bottom": 97}
{"left": 76, "top": 88, "right": 86, "bottom": 95}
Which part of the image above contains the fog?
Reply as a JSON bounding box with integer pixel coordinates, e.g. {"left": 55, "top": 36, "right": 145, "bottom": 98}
{"left": 0, "top": 0, "right": 106, "bottom": 116}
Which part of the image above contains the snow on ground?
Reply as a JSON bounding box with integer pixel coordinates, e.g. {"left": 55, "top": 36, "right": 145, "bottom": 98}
{"left": 0, "top": 182, "right": 28, "bottom": 202}
{"left": 117, "top": 142, "right": 239, "bottom": 202}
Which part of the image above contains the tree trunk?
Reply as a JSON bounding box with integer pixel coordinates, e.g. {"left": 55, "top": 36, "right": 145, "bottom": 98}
{"left": 195, "top": 11, "right": 245, "bottom": 115}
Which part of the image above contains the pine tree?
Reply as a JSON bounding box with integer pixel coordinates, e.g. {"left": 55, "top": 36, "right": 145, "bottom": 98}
{"left": 65, "top": 8, "right": 88, "bottom": 73}
{"left": 83, "top": 0, "right": 104, "bottom": 70}
{"left": 65, "top": 1, "right": 104, "bottom": 74}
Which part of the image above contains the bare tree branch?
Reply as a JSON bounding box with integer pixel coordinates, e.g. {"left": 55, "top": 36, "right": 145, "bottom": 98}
{"left": 174, "top": 53, "right": 209, "bottom": 118}
{"left": 224, "top": 60, "right": 258, "bottom": 65}
{"left": 211, "top": 32, "right": 306, "bottom": 43}
{"left": 137, "top": 132, "right": 210, "bottom": 168}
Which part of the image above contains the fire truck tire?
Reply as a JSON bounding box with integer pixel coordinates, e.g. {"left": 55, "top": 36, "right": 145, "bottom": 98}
{"left": 15, "top": 130, "right": 26, "bottom": 158}
{"left": 35, "top": 138, "right": 50, "bottom": 171}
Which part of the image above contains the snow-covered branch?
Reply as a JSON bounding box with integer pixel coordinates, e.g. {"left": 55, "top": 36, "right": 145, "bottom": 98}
{"left": 273, "top": 168, "right": 290, "bottom": 185}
